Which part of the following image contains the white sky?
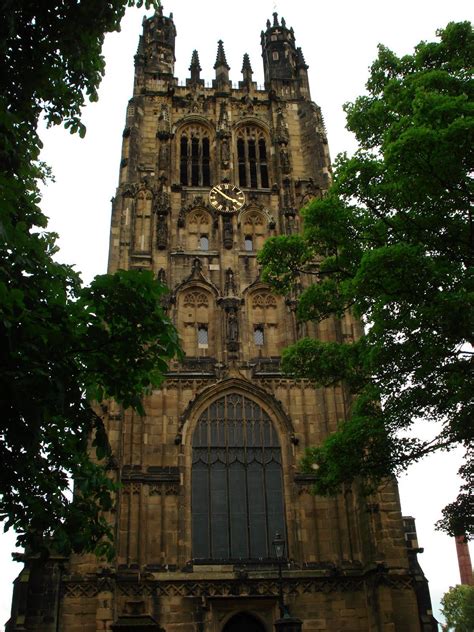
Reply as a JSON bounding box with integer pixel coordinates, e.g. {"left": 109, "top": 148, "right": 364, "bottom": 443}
{"left": 1, "top": 1, "right": 472, "bottom": 629}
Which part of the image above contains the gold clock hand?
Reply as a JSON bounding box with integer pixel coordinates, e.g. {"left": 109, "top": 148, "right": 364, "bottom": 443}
{"left": 217, "top": 190, "right": 237, "bottom": 203}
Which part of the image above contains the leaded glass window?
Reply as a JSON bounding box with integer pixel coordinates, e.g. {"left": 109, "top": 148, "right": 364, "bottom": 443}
{"left": 192, "top": 394, "right": 285, "bottom": 561}
{"left": 199, "top": 234, "right": 209, "bottom": 251}
{"left": 197, "top": 325, "right": 208, "bottom": 347}
{"left": 254, "top": 325, "right": 264, "bottom": 346}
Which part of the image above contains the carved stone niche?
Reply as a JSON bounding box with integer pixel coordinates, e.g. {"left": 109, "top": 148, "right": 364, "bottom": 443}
{"left": 223, "top": 215, "right": 233, "bottom": 250}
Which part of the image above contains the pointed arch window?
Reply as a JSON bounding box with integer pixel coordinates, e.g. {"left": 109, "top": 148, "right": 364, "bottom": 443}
{"left": 192, "top": 393, "right": 285, "bottom": 561}
{"left": 186, "top": 209, "right": 212, "bottom": 251}
{"left": 181, "top": 290, "right": 212, "bottom": 356}
{"left": 242, "top": 210, "right": 266, "bottom": 251}
{"left": 250, "top": 292, "right": 279, "bottom": 355}
{"left": 236, "top": 127, "right": 269, "bottom": 189}
{"left": 180, "top": 126, "right": 211, "bottom": 187}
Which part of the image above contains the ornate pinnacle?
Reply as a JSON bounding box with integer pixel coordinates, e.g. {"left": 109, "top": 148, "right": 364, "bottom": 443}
{"left": 214, "top": 40, "right": 230, "bottom": 70}
{"left": 272, "top": 12, "right": 279, "bottom": 27}
{"left": 190, "top": 49, "right": 201, "bottom": 72}
{"left": 241, "top": 53, "right": 253, "bottom": 75}
{"left": 296, "top": 47, "right": 309, "bottom": 70}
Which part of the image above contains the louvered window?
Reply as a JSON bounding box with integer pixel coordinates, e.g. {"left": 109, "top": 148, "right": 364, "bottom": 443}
{"left": 236, "top": 127, "right": 269, "bottom": 189}
{"left": 180, "top": 127, "right": 211, "bottom": 186}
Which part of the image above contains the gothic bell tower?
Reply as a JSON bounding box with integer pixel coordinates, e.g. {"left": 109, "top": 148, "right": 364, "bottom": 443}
{"left": 6, "top": 8, "right": 437, "bottom": 632}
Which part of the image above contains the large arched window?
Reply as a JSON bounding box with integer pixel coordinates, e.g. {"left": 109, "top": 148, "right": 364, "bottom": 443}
{"left": 236, "top": 127, "right": 269, "bottom": 189}
{"left": 192, "top": 394, "right": 285, "bottom": 561}
{"left": 179, "top": 125, "right": 211, "bottom": 187}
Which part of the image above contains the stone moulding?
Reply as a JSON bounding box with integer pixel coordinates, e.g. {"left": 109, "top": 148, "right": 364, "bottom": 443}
{"left": 62, "top": 570, "right": 415, "bottom": 600}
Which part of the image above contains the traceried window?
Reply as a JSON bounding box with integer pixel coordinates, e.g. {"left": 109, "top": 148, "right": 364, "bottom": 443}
{"left": 242, "top": 210, "right": 266, "bottom": 251}
{"left": 192, "top": 394, "right": 285, "bottom": 561}
{"left": 187, "top": 209, "right": 211, "bottom": 251}
{"left": 133, "top": 188, "right": 153, "bottom": 252}
{"left": 180, "top": 126, "right": 211, "bottom": 187}
{"left": 181, "top": 290, "right": 212, "bottom": 356}
{"left": 250, "top": 292, "right": 278, "bottom": 355}
{"left": 236, "top": 127, "right": 269, "bottom": 189}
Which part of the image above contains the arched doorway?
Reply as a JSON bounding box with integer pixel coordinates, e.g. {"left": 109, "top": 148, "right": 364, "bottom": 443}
{"left": 222, "top": 612, "right": 266, "bottom": 632}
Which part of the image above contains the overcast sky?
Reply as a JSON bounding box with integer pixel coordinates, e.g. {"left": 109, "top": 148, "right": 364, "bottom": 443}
{"left": 1, "top": 1, "right": 472, "bottom": 629}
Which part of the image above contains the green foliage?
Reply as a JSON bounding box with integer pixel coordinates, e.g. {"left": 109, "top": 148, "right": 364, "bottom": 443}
{"left": 0, "top": 0, "right": 183, "bottom": 559}
{"left": 441, "top": 584, "right": 474, "bottom": 631}
{"left": 260, "top": 22, "right": 474, "bottom": 537}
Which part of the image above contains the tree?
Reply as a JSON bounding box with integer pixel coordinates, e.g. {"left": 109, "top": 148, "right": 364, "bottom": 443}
{"left": 0, "top": 0, "right": 182, "bottom": 558}
{"left": 259, "top": 22, "right": 473, "bottom": 537}
{"left": 441, "top": 585, "right": 474, "bottom": 631}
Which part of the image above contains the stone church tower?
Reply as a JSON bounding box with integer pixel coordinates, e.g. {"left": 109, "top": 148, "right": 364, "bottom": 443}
{"left": 7, "top": 8, "right": 437, "bottom": 632}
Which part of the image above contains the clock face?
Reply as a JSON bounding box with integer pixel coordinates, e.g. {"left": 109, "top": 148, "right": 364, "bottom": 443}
{"left": 209, "top": 184, "right": 245, "bottom": 214}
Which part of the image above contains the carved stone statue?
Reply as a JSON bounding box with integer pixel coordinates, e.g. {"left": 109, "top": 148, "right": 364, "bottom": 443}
{"left": 227, "top": 311, "right": 239, "bottom": 343}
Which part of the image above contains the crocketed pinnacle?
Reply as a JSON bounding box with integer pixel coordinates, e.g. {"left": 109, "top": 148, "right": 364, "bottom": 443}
{"left": 189, "top": 49, "right": 202, "bottom": 73}
{"left": 214, "top": 40, "right": 230, "bottom": 70}
{"left": 241, "top": 53, "right": 253, "bottom": 75}
{"left": 296, "top": 46, "right": 309, "bottom": 69}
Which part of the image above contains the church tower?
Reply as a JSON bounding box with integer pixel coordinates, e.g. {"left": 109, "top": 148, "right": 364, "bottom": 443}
{"left": 7, "top": 8, "right": 437, "bottom": 632}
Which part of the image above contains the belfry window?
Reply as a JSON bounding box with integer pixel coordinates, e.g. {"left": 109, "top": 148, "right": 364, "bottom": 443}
{"left": 236, "top": 127, "right": 269, "bottom": 189}
{"left": 192, "top": 394, "right": 285, "bottom": 561}
{"left": 180, "top": 126, "right": 211, "bottom": 187}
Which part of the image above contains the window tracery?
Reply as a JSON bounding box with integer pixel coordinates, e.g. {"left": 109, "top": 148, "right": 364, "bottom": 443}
{"left": 242, "top": 210, "right": 266, "bottom": 251}
{"left": 180, "top": 290, "right": 212, "bottom": 356}
{"left": 250, "top": 292, "right": 278, "bottom": 355}
{"left": 186, "top": 209, "right": 212, "bottom": 251}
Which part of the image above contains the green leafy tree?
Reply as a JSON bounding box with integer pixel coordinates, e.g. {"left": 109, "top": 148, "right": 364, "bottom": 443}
{"left": 441, "top": 585, "right": 474, "bottom": 631}
{"left": 259, "top": 22, "right": 473, "bottom": 537}
{"left": 0, "top": 0, "right": 183, "bottom": 558}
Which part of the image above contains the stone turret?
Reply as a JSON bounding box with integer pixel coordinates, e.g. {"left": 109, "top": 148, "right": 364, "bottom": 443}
{"left": 136, "top": 6, "right": 176, "bottom": 77}
{"left": 261, "top": 12, "right": 310, "bottom": 98}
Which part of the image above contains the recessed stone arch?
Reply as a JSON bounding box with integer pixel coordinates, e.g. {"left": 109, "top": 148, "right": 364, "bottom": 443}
{"left": 222, "top": 611, "right": 268, "bottom": 632}
{"left": 191, "top": 392, "right": 286, "bottom": 561}
{"left": 234, "top": 122, "right": 271, "bottom": 189}
{"left": 186, "top": 207, "right": 213, "bottom": 251}
{"left": 176, "top": 118, "right": 214, "bottom": 187}
{"left": 176, "top": 285, "right": 216, "bottom": 358}
{"left": 133, "top": 186, "right": 153, "bottom": 252}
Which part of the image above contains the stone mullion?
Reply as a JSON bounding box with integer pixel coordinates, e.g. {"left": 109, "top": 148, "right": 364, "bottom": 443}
{"left": 255, "top": 134, "right": 262, "bottom": 189}
{"left": 187, "top": 135, "right": 192, "bottom": 186}
{"left": 245, "top": 137, "right": 251, "bottom": 189}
